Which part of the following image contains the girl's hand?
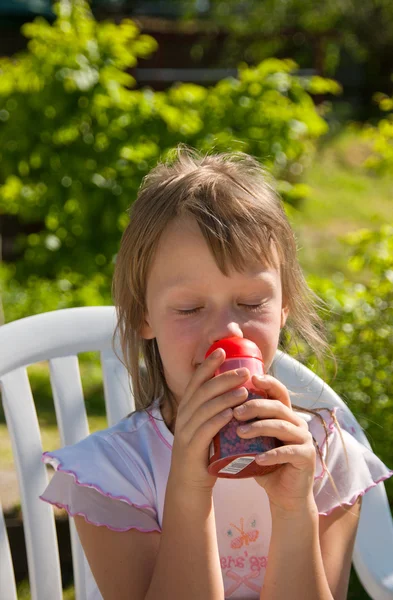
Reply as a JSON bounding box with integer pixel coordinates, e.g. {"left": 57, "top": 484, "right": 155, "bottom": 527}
{"left": 234, "top": 374, "right": 317, "bottom": 514}
{"left": 169, "top": 348, "right": 250, "bottom": 492}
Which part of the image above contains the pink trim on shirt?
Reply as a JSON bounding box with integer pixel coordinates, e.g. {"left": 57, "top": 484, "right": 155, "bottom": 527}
{"left": 42, "top": 452, "right": 156, "bottom": 514}
{"left": 39, "top": 495, "right": 162, "bottom": 533}
{"left": 148, "top": 411, "right": 173, "bottom": 451}
{"left": 318, "top": 470, "right": 393, "bottom": 516}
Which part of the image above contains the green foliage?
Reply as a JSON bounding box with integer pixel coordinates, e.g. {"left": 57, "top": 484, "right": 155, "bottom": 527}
{"left": 0, "top": 263, "right": 112, "bottom": 323}
{"left": 160, "top": 59, "right": 340, "bottom": 197}
{"left": 363, "top": 85, "right": 393, "bottom": 174}
{"left": 179, "top": 0, "right": 393, "bottom": 76}
{"left": 0, "top": 0, "right": 337, "bottom": 321}
{"left": 306, "top": 225, "right": 393, "bottom": 498}
{"left": 0, "top": 0, "right": 159, "bottom": 284}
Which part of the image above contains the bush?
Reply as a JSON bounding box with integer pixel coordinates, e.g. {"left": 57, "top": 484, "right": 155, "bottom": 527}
{"left": 363, "top": 81, "right": 393, "bottom": 174}
{"left": 307, "top": 225, "right": 393, "bottom": 500}
{"left": 0, "top": 0, "right": 339, "bottom": 321}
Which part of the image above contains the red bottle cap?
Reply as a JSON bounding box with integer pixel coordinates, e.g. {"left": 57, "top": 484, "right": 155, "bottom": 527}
{"left": 205, "top": 337, "right": 263, "bottom": 362}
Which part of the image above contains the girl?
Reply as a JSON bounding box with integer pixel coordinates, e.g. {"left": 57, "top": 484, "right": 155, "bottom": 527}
{"left": 41, "top": 147, "right": 392, "bottom": 600}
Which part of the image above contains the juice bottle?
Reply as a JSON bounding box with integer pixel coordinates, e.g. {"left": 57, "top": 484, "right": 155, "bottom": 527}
{"left": 206, "top": 337, "right": 283, "bottom": 478}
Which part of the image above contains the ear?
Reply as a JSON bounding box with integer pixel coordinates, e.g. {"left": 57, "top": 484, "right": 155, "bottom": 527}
{"left": 140, "top": 313, "right": 155, "bottom": 340}
{"left": 280, "top": 306, "right": 289, "bottom": 329}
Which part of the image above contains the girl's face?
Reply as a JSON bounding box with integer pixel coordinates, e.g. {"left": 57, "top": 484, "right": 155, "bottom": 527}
{"left": 141, "top": 216, "right": 288, "bottom": 405}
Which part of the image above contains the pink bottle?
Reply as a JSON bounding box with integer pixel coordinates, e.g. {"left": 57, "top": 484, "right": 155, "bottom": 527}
{"left": 205, "top": 337, "right": 282, "bottom": 478}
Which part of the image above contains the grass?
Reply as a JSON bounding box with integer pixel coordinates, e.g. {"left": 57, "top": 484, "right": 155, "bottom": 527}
{"left": 17, "top": 580, "right": 75, "bottom": 599}
{"left": 290, "top": 124, "right": 393, "bottom": 278}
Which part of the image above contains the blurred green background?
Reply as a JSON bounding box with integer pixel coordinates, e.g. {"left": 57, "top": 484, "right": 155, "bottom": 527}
{"left": 0, "top": 1, "right": 392, "bottom": 598}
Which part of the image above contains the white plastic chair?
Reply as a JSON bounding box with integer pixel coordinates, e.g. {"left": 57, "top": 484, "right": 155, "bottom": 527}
{"left": 0, "top": 306, "right": 392, "bottom": 600}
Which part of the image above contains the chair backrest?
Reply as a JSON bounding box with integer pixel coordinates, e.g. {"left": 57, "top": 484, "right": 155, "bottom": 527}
{"left": 0, "top": 306, "right": 133, "bottom": 600}
{"left": 1, "top": 306, "right": 392, "bottom": 600}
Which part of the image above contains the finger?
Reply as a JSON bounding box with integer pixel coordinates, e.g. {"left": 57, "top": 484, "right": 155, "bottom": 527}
{"left": 180, "top": 365, "right": 250, "bottom": 422}
{"left": 237, "top": 419, "right": 312, "bottom": 444}
{"left": 183, "top": 347, "right": 227, "bottom": 401}
{"left": 251, "top": 374, "right": 291, "bottom": 409}
{"left": 255, "top": 442, "right": 316, "bottom": 469}
{"left": 181, "top": 386, "right": 248, "bottom": 441}
{"left": 233, "top": 398, "right": 306, "bottom": 428}
{"left": 178, "top": 407, "right": 235, "bottom": 454}
{"left": 183, "top": 348, "right": 250, "bottom": 404}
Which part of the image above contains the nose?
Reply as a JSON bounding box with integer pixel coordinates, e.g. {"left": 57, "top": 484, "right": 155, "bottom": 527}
{"left": 207, "top": 317, "right": 243, "bottom": 347}
{"left": 197, "top": 311, "right": 244, "bottom": 364}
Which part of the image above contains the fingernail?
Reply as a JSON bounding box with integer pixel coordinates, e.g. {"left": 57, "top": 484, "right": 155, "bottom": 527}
{"left": 210, "top": 348, "right": 223, "bottom": 359}
{"left": 255, "top": 453, "right": 268, "bottom": 462}
{"left": 234, "top": 403, "right": 246, "bottom": 413}
{"left": 236, "top": 368, "right": 249, "bottom": 377}
{"left": 232, "top": 387, "right": 246, "bottom": 397}
{"left": 255, "top": 374, "right": 265, "bottom": 382}
{"left": 238, "top": 424, "right": 250, "bottom": 433}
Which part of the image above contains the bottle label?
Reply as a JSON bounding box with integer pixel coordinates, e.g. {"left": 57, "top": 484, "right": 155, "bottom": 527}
{"left": 218, "top": 456, "right": 255, "bottom": 475}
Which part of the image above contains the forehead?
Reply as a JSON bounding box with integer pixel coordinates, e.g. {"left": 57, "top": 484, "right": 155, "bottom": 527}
{"left": 147, "top": 216, "right": 281, "bottom": 290}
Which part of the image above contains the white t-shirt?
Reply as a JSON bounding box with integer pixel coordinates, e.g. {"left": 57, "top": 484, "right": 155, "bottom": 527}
{"left": 40, "top": 399, "right": 393, "bottom": 599}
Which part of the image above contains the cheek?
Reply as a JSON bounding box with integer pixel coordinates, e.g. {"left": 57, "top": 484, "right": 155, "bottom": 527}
{"left": 246, "top": 310, "right": 281, "bottom": 336}
{"left": 169, "top": 316, "right": 202, "bottom": 341}
{"left": 156, "top": 318, "right": 199, "bottom": 362}
{"left": 155, "top": 322, "right": 199, "bottom": 398}
{"left": 244, "top": 315, "right": 282, "bottom": 366}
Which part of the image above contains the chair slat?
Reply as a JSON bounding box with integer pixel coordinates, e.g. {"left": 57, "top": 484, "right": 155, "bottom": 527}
{"left": 49, "top": 356, "right": 90, "bottom": 600}
{"left": 101, "top": 348, "right": 134, "bottom": 426}
{"left": 1, "top": 369, "right": 62, "bottom": 600}
{"left": 49, "top": 356, "right": 89, "bottom": 447}
{"left": 0, "top": 497, "right": 18, "bottom": 600}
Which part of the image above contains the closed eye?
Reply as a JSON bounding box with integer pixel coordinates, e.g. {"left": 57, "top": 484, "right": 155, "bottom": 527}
{"left": 239, "top": 303, "right": 266, "bottom": 312}
{"left": 175, "top": 304, "right": 267, "bottom": 315}
{"left": 175, "top": 307, "right": 202, "bottom": 315}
